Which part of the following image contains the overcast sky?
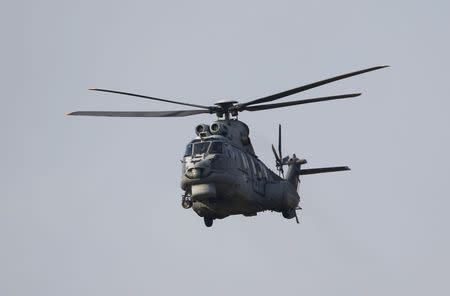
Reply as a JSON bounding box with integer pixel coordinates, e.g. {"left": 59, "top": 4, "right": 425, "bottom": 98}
{"left": 2, "top": 0, "right": 450, "bottom": 295}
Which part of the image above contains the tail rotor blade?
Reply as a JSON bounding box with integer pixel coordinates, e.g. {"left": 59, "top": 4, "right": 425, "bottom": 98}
{"left": 278, "top": 124, "right": 285, "bottom": 177}
{"left": 271, "top": 144, "right": 281, "bottom": 163}
{"left": 278, "top": 124, "right": 282, "bottom": 162}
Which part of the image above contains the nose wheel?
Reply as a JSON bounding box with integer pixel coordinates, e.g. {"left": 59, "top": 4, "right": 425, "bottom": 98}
{"left": 181, "top": 193, "right": 192, "bottom": 209}
{"left": 204, "top": 217, "right": 213, "bottom": 227}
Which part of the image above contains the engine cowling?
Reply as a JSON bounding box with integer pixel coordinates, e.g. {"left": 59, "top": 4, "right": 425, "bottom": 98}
{"left": 195, "top": 124, "right": 210, "bottom": 136}
{"left": 210, "top": 122, "right": 228, "bottom": 136}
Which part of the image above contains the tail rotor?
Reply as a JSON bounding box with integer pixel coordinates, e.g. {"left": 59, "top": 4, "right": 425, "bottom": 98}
{"left": 272, "top": 124, "right": 289, "bottom": 177}
{"left": 272, "top": 125, "right": 351, "bottom": 225}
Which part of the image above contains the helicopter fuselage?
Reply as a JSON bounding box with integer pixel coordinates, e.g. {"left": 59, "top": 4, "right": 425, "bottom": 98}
{"left": 181, "top": 119, "right": 300, "bottom": 220}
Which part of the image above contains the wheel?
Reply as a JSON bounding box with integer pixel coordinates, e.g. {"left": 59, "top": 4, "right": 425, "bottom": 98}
{"left": 181, "top": 199, "right": 192, "bottom": 209}
{"left": 204, "top": 217, "right": 213, "bottom": 227}
{"left": 282, "top": 210, "right": 295, "bottom": 219}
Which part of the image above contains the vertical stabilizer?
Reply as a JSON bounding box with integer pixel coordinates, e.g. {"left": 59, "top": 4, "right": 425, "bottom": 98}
{"left": 285, "top": 156, "right": 307, "bottom": 189}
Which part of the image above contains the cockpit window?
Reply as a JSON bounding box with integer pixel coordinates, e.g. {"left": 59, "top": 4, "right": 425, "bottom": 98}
{"left": 240, "top": 152, "right": 249, "bottom": 170}
{"left": 186, "top": 141, "right": 224, "bottom": 156}
{"left": 247, "top": 155, "right": 257, "bottom": 176}
{"left": 192, "top": 142, "right": 210, "bottom": 155}
{"left": 209, "top": 142, "right": 223, "bottom": 154}
{"left": 184, "top": 143, "right": 192, "bottom": 156}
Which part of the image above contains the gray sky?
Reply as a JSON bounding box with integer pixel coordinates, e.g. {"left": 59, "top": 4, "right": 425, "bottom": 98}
{"left": 2, "top": 0, "right": 450, "bottom": 295}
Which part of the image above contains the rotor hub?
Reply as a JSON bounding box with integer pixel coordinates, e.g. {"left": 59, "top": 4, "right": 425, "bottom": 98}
{"left": 214, "top": 100, "right": 238, "bottom": 119}
{"left": 214, "top": 100, "right": 237, "bottom": 109}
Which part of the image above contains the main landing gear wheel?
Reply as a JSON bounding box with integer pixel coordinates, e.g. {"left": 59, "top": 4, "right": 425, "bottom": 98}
{"left": 181, "top": 195, "right": 192, "bottom": 209}
{"left": 204, "top": 217, "right": 213, "bottom": 227}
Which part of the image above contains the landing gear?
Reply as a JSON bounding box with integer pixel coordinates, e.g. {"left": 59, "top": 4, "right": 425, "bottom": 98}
{"left": 204, "top": 217, "right": 213, "bottom": 227}
{"left": 181, "top": 193, "right": 192, "bottom": 209}
{"left": 282, "top": 209, "right": 300, "bottom": 223}
{"left": 282, "top": 210, "right": 296, "bottom": 219}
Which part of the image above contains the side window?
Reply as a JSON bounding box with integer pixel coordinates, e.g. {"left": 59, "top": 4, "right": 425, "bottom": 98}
{"left": 184, "top": 143, "right": 192, "bottom": 156}
{"left": 230, "top": 147, "right": 236, "bottom": 163}
{"left": 225, "top": 144, "right": 232, "bottom": 158}
{"left": 260, "top": 163, "right": 268, "bottom": 180}
{"left": 247, "top": 155, "right": 257, "bottom": 177}
{"left": 240, "top": 152, "right": 249, "bottom": 171}
{"left": 193, "top": 142, "right": 210, "bottom": 155}
{"left": 234, "top": 148, "right": 244, "bottom": 169}
{"left": 255, "top": 161, "right": 263, "bottom": 179}
{"left": 209, "top": 142, "right": 223, "bottom": 154}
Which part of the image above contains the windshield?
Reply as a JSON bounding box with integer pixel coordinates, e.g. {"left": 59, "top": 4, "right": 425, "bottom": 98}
{"left": 192, "top": 142, "right": 210, "bottom": 155}
{"left": 188, "top": 141, "right": 224, "bottom": 156}
{"left": 209, "top": 142, "right": 223, "bottom": 154}
{"left": 184, "top": 144, "right": 192, "bottom": 156}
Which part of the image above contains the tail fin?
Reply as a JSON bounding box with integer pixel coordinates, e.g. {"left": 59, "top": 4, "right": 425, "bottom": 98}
{"left": 272, "top": 124, "right": 350, "bottom": 188}
{"left": 285, "top": 157, "right": 306, "bottom": 189}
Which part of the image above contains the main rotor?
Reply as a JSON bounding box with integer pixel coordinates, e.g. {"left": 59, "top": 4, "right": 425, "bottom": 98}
{"left": 67, "top": 66, "right": 388, "bottom": 119}
{"left": 213, "top": 100, "right": 238, "bottom": 119}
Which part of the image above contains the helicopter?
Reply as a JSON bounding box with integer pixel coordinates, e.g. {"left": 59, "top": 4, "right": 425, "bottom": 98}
{"left": 68, "top": 65, "right": 387, "bottom": 227}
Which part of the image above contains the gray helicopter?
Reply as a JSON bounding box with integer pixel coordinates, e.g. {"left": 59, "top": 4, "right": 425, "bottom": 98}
{"left": 68, "top": 65, "right": 387, "bottom": 227}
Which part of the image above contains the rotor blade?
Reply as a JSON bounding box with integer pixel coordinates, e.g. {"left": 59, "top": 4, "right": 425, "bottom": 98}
{"left": 66, "top": 109, "right": 211, "bottom": 117}
{"left": 300, "top": 166, "right": 350, "bottom": 175}
{"left": 90, "top": 88, "right": 211, "bottom": 110}
{"left": 244, "top": 93, "right": 360, "bottom": 112}
{"left": 239, "top": 65, "right": 388, "bottom": 108}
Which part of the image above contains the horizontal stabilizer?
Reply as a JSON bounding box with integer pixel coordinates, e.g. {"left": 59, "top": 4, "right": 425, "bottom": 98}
{"left": 300, "top": 166, "right": 350, "bottom": 175}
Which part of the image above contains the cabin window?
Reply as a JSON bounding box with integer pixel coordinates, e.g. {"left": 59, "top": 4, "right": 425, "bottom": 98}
{"left": 192, "top": 142, "right": 210, "bottom": 155}
{"left": 221, "top": 144, "right": 228, "bottom": 157}
{"left": 262, "top": 164, "right": 269, "bottom": 179}
{"left": 240, "top": 152, "right": 249, "bottom": 170}
{"left": 247, "top": 155, "right": 257, "bottom": 176}
{"left": 235, "top": 149, "right": 244, "bottom": 170}
{"left": 209, "top": 142, "right": 223, "bottom": 154}
{"left": 184, "top": 143, "right": 192, "bottom": 156}
{"left": 235, "top": 149, "right": 242, "bottom": 169}
{"left": 228, "top": 147, "right": 239, "bottom": 167}
{"left": 258, "top": 163, "right": 268, "bottom": 179}
{"left": 255, "top": 161, "right": 263, "bottom": 179}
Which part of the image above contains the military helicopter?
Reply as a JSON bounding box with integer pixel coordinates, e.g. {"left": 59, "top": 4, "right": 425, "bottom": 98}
{"left": 68, "top": 65, "right": 387, "bottom": 227}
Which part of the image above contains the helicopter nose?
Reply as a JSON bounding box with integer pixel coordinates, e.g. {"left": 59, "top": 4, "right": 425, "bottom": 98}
{"left": 184, "top": 160, "right": 211, "bottom": 179}
{"left": 191, "top": 183, "right": 217, "bottom": 201}
{"left": 185, "top": 167, "right": 204, "bottom": 179}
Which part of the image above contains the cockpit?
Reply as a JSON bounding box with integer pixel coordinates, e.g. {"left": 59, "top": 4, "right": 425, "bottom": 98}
{"left": 185, "top": 141, "right": 223, "bottom": 157}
